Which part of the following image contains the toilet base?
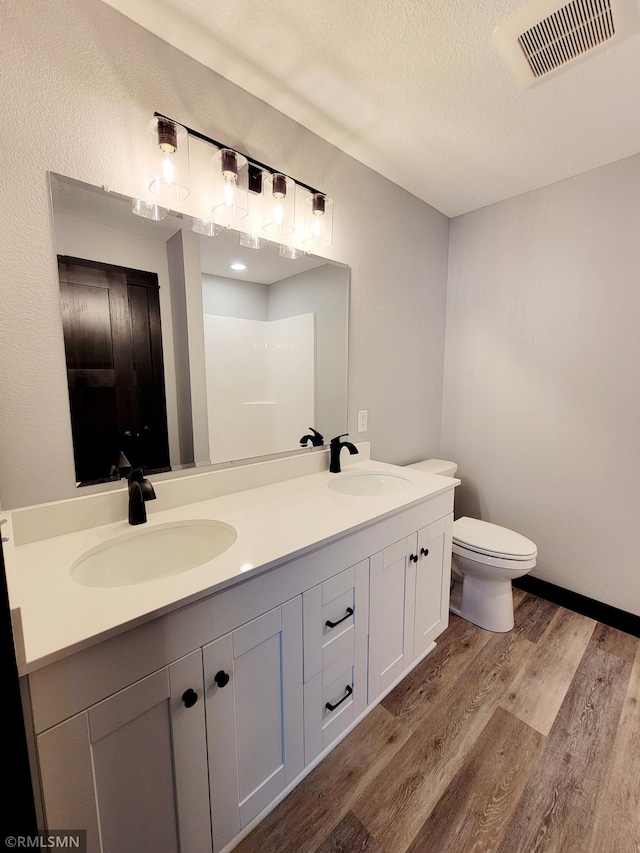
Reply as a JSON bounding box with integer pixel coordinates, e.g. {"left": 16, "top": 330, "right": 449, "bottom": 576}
{"left": 450, "top": 575, "right": 515, "bottom": 633}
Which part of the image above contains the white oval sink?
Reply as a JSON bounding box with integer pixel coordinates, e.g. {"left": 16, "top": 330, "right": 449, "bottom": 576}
{"left": 71, "top": 519, "right": 237, "bottom": 587}
{"left": 328, "top": 471, "right": 412, "bottom": 496}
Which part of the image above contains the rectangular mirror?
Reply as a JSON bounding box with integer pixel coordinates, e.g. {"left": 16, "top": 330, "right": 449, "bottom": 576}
{"left": 50, "top": 173, "right": 349, "bottom": 485}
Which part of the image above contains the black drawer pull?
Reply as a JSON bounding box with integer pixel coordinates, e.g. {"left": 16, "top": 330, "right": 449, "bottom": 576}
{"left": 409, "top": 553, "right": 418, "bottom": 563}
{"left": 325, "top": 684, "right": 353, "bottom": 712}
{"left": 420, "top": 547, "right": 429, "bottom": 557}
{"left": 325, "top": 606, "right": 354, "bottom": 629}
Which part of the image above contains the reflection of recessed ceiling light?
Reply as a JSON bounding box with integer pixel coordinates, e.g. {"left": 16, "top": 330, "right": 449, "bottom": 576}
{"left": 230, "top": 262, "right": 247, "bottom": 270}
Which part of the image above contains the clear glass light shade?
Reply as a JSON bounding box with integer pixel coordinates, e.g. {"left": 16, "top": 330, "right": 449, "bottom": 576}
{"left": 278, "top": 243, "right": 304, "bottom": 260}
{"left": 131, "top": 198, "right": 169, "bottom": 221}
{"left": 240, "top": 232, "right": 266, "bottom": 249}
{"left": 148, "top": 117, "right": 190, "bottom": 201}
{"left": 211, "top": 148, "right": 249, "bottom": 222}
{"left": 262, "top": 173, "right": 295, "bottom": 236}
{"left": 303, "top": 193, "right": 333, "bottom": 249}
{"left": 191, "top": 218, "right": 222, "bottom": 237}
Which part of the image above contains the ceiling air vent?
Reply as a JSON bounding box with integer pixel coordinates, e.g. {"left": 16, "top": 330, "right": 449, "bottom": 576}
{"left": 494, "top": 0, "right": 640, "bottom": 87}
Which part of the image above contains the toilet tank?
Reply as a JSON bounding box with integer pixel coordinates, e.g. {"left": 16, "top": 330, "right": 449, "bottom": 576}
{"left": 406, "top": 459, "right": 458, "bottom": 477}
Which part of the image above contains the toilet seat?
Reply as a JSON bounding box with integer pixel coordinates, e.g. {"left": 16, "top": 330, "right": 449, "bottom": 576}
{"left": 453, "top": 517, "right": 537, "bottom": 561}
{"left": 452, "top": 542, "right": 538, "bottom": 573}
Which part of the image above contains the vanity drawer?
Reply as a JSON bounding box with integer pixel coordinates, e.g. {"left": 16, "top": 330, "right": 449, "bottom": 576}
{"left": 303, "top": 639, "right": 368, "bottom": 765}
{"left": 302, "top": 560, "right": 369, "bottom": 683}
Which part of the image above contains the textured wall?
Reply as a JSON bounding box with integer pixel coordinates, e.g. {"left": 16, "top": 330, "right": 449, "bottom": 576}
{"left": 442, "top": 154, "right": 640, "bottom": 615}
{"left": 0, "top": 0, "right": 449, "bottom": 509}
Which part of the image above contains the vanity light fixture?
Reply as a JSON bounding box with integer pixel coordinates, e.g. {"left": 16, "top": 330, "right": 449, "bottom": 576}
{"left": 262, "top": 172, "right": 295, "bottom": 236}
{"left": 191, "top": 218, "right": 222, "bottom": 237}
{"left": 137, "top": 113, "right": 334, "bottom": 248}
{"left": 240, "top": 232, "right": 266, "bottom": 249}
{"left": 304, "top": 193, "right": 333, "bottom": 249}
{"left": 278, "top": 244, "right": 304, "bottom": 260}
{"left": 148, "top": 116, "right": 191, "bottom": 201}
{"left": 212, "top": 148, "right": 249, "bottom": 222}
{"left": 131, "top": 198, "right": 169, "bottom": 221}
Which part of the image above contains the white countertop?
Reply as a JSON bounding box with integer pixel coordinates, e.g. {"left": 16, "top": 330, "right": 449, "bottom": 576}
{"left": 7, "top": 458, "right": 458, "bottom": 675}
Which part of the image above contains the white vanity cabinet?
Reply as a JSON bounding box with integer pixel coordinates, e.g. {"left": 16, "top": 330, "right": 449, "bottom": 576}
{"left": 368, "top": 515, "right": 453, "bottom": 702}
{"left": 36, "top": 650, "right": 211, "bottom": 853}
{"left": 203, "top": 597, "right": 304, "bottom": 851}
{"left": 36, "top": 601, "right": 304, "bottom": 853}
{"left": 25, "top": 484, "right": 455, "bottom": 853}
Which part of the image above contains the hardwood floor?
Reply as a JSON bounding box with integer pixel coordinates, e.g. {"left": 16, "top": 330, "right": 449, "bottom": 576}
{"left": 235, "top": 591, "right": 640, "bottom": 852}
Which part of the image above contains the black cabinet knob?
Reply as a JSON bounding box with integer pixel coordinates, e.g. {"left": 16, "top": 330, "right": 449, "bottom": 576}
{"left": 420, "top": 547, "right": 429, "bottom": 557}
{"left": 181, "top": 688, "right": 198, "bottom": 708}
{"left": 409, "top": 553, "right": 418, "bottom": 563}
{"left": 214, "top": 670, "right": 230, "bottom": 688}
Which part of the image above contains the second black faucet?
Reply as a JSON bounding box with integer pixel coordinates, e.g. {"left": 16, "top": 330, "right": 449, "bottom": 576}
{"left": 128, "top": 468, "right": 156, "bottom": 525}
{"left": 329, "top": 435, "right": 358, "bottom": 473}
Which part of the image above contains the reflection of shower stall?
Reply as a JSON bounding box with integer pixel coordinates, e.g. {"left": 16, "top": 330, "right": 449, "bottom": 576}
{"left": 203, "top": 313, "right": 316, "bottom": 463}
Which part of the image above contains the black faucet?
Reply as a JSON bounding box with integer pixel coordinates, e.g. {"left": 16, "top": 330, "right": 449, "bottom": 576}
{"left": 127, "top": 468, "right": 156, "bottom": 525}
{"left": 300, "top": 427, "right": 324, "bottom": 447}
{"left": 110, "top": 450, "right": 132, "bottom": 481}
{"left": 329, "top": 434, "right": 358, "bottom": 473}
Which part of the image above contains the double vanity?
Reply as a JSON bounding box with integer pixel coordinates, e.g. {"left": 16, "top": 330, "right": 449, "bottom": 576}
{"left": 7, "top": 446, "right": 458, "bottom": 852}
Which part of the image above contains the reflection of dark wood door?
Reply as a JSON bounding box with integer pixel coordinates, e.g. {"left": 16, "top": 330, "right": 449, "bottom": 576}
{"left": 58, "top": 257, "right": 170, "bottom": 484}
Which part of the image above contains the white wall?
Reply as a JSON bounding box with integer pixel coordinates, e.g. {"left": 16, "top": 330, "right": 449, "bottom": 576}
{"left": 442, "top": 154, "right": 640, "bottom": 616}
{"left": 269, "top": 264, "right": 348, "bottom": 441}
{"left": 202, "top": 275, "right": 268, "bottom": 320}
{"left": 0, "top": 0, "right": 449, "bottom": 509}
{"left": 203, "top": 314, "right": 315, "bottom": 462}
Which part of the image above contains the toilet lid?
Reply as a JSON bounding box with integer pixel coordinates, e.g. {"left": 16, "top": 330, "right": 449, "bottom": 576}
{"left": 453, "top": 517, "right": 537, "bottom": 559}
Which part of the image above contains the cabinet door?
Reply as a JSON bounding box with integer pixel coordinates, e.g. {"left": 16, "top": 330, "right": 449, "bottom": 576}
{"left": 37, "top": 652, "right": 209, "bottom": 853}
{"left": 414, "top": 515, "right": 453, "bottom": 657}
{"left": 168, "top": 650, "right": 213, "bottom": 852}
{"left": 368, "top": 535, "right": 417, "bottom": 702}
{"left": 204, "top": 597, "right": 304, "bottom": 851}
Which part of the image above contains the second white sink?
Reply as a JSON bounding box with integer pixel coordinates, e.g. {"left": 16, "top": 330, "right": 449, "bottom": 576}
{"left": 328, "top": 471, "right": 412, "bottom": 496}
{"left": 71, "top": 519, "right": 237, "bottom": 587}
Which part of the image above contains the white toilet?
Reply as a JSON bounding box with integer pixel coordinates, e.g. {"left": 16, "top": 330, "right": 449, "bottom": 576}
{"left": 406, "top": 459, "right": 537, "bottom": 632}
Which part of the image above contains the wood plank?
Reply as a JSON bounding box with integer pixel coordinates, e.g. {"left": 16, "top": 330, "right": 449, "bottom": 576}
{"left": 589, "top": 640, "right": 640, "bottom": 853}
{"left": 512, "top": 586, "right": 528, "bottom": 608}
{"left": 497, "top": 636, "right": 634, "bottom": 853}
{"left": 590, "top": 621, "right": 639, "bottom": 662}
{"left": 234, "top": 704, "right": 412, "bottom": 853}
{"left": 513, "top": 592, "right": 559, "bottom": 644}
{"left": 353, "top": 630, "right": 534, "bottom": 852}
{"left": 499, "top": 606, "right": 596, "bottom": 735}
{"left": 381, "top": 612, "right": 492, "bottom": 730}
{"left": 314, "top": 812, "right": 384, "bottom": 853}
{"left": 406, "top": 707, "right": 544, "bottom": 853}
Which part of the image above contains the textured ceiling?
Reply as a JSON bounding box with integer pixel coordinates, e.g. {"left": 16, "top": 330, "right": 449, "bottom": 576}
{"left": 100, "top": 0, "right": 640, "bottom": 217}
